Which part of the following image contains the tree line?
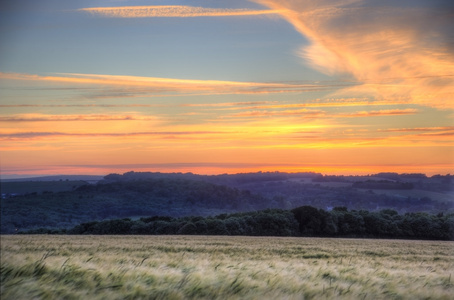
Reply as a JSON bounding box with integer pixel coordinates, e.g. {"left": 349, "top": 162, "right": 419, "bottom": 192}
{"left": 24, "top": 206, "right": 454, "bottom": 240}
{"left": 4, "top": 173, "right": 453, "bottom": 234}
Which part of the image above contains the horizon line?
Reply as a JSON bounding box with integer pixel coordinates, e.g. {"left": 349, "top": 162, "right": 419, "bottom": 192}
{"left": 1, "top": 169, "right": 450, "bottom": 181}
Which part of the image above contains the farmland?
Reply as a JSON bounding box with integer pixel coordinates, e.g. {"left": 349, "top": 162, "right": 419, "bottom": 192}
{"left": 1, "top": 235, "right": 453, "bottom": 299}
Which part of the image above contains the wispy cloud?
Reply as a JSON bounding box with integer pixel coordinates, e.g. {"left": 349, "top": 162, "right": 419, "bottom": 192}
{"left": 417, "top": 132, "right": 454, "bottom": 137}
{"left": 0, "top": 72, "right": 347, "bottom": 96}
{"left": 256, "top": 0, "right": 454, "bottom": 108}
{"left": 224, "top": 108, "right": 417, "bottom": 119}
{"left": 381, "top": 126, "right": 454, "bottom": 133}
{"left": 338, "top": 109, "right": 419, "bottom": 118}
{"left": 78, "top": 5, "right": 282, "bottom": 18}
{"left": 0, "top": 114, "right": 157, "bottom": 122}
{"left": 198, "top": 99, "right": 402, "bottom": 112}
{"left": 180, "top": 101, "right": 276, "bottom": 108}
{"left": 0, "top": 98, "right": 404, "bottom": 111}
{"left": 0, "top": 131, "right": 230, "bottom": 140}
{"left": 0, "top": 104, "right": 163, "bottom": 108}
{"left": 228, "top": 108, "right": 325, "bottom": 118}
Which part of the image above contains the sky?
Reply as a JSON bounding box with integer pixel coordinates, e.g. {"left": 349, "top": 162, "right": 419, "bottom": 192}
{"left": 0, "top": 0, "right": 453, "bottom": 178}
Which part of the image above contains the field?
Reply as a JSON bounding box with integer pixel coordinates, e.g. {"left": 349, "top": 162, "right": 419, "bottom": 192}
{"left": 1, "top": 236, "right": 453, "bottom": 299}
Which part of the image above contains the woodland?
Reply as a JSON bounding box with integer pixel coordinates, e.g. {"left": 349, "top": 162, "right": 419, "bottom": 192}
{"left": 1, "top": 171, "right": 453, "bottom": 239}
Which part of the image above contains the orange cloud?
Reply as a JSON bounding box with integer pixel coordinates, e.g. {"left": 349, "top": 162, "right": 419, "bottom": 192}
{"left": 417, "top": 132, "right": 454, "bottom": 137}
{"left": 381, "top": 126, "right": 454, "bottom": 133}
{"left": 180, "top": 101, "right": 275, "bottom": 108}
{"left": 0, "top": 114, "right": 157, "bottom": 122}
{"left": 221, "top": 107, "right": 418, "bottom": 119}
{"left": 0, "top": 98, "right": 405, "bottom": 112}
{"left": 338, "top": 108, "right": 419, "bottom": 118}
{"left": 0, "top": 131, "right": 231, "bottom": 140}
{"left": 229, "top": 108, "right": 325, "bottom": 118}
{"left": 209, "top": 99, "right": 402, "bottom": 112}
{"left": 0, "top": 104, "right": 162, "bottom": 108}
{"left": 78, "top": 5, "right": 282, "bottom": 18}
{"left": 255, "top": 0, "right": 454, "bottom": 108}
{"left": 0, "top": 72, "right": 338, "bottom": 96}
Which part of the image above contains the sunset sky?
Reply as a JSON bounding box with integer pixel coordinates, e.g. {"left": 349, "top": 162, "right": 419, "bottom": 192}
{"left": 1, "top": 0, "right": 453, "bottom": 178}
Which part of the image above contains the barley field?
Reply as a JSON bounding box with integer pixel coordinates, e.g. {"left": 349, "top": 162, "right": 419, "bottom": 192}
{"left": 1, "top": 235, "right": 453, "bottom": 299}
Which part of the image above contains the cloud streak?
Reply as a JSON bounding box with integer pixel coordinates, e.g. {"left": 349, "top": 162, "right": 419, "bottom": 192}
{"left": 0, "top": 131, "right": 230, "bottom": 140}
{"left": 0, "top": 104, "right": 160, "bottom": 108}
{"left": 0, "top": 98, "right": 408, "bottom": 111}
{"left": 0, "top": 114, "right": 157, "bottom": 122}
{"left": 79, "top": 5, "right": 281, "bottom": 18}
{"left": 196, "top": 99, "right": 403, "bottom": 112}
{"left": 338, "top": 109, "right": 419, "bottom": 118}
{"left": 255, "top": 0, "right": 454, "bottom": 108}
{"left": 381, "top": 126, "right": 454, "bottom": 133}
{"left": 228, "top": 108, "right": 325, "bottom": 118}
{"left": 224, "top": 108, "right": 417, "bottom": 119}
{"left": 0, "top": 72, "right": 347, "bottom": 96}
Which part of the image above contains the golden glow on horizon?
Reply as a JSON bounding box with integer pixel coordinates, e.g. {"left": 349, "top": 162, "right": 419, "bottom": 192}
{"left": 3, "top": 163, "right": 452, "bottom": 178}
{"left": 1, "top": 78, "right": 452, "bottom": 177}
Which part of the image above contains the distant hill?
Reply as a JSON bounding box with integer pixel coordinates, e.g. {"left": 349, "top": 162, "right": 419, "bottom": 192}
{"left": 1, "top": 180, "right": 89, "bottom": 195}
{"left": 1, "top": 175, "right": 104, "bottom": 182}
{"left": 1, "top": 177, "right": 271, "bottom": 233}
{"left": 1, "top": 175, "right": 104, "bottom": 195}
{"left": 1, "top": 171, "right": 453, "bottom": 234}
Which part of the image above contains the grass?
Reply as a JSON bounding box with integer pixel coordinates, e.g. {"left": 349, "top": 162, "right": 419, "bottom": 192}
{"left": 1, "top": 235, "right": 453, "bottom": 299}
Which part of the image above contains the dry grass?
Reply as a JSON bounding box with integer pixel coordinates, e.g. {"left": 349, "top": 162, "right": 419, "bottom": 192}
{"left": 1, "top": 235, "right": 453, "bottom": 299}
